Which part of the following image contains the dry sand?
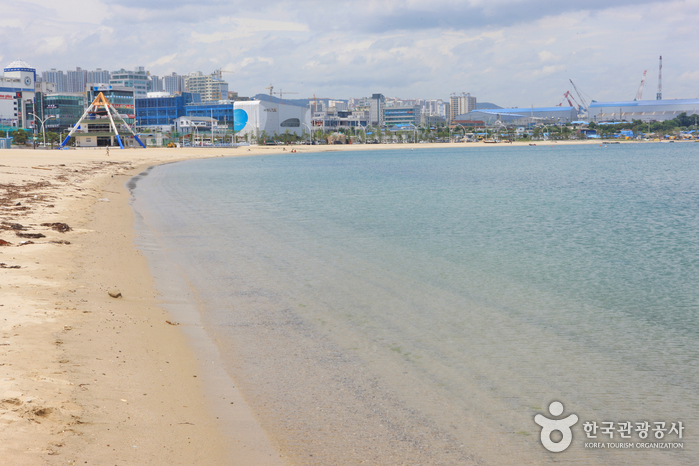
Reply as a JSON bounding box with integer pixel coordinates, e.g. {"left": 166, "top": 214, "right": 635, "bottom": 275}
{"left": 0, "top": 139, "right": 623, "bottom": 465}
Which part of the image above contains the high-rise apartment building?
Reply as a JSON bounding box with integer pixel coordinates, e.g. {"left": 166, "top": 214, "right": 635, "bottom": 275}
{"left": 449, "top": 93, "right": 476, "bottom": 121}
{"left": 66, "top": 67, "right": 88, "bottom": 93}
{"left": 422, "top": 99, "right": 446, "bottom": 117}
{"left": 163, "top": 72, "right": 185, "bottom": 95}
{"left": 328, "top": 100, "right": 348, "bottom": 111}
{"left": 184, "top": 71, "right": 228, "bottom": 102}
{"left": 149, "top": 75, "right": 163, "bottom": 92}
{"left": 42, "top": 69, "right": 66, "bottom": 93}
{"left": 370, "top": 94, "right": 385, "bottom": 126}
{"left": 87, "top": 68, "right": 111, "bottom": 85}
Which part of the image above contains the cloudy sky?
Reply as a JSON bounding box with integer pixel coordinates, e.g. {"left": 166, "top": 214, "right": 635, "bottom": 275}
{"left": 3, "top": 0, "right": 699, "bottom": 107}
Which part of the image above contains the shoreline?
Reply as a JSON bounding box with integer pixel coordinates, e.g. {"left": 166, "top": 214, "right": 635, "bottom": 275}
{"left": 0, "top": 139, "right": 661, "bottom": 464}
{"left": 0, "top": 147, "right": 283, "bottom": 464}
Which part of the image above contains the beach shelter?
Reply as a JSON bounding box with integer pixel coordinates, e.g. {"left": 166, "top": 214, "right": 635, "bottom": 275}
{"left": 59, "top": 92, "right": 146, "bottom": 149}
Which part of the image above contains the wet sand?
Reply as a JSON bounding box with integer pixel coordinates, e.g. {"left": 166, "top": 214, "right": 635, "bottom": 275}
{"left": 0, "top": 139, "right": 634, "bottom": 464}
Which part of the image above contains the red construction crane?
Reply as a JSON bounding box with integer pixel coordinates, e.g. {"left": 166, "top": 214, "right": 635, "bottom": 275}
{"left": 635, "top": 70, "right": 647, "bottom": 101}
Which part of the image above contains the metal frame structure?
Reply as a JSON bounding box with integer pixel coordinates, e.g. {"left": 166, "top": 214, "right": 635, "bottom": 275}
{"left": 59, "top": 92, "right": 145, "bottom": 149}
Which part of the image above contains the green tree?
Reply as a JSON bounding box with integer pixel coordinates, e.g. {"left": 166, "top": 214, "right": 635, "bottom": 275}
{"left": 11, "top": 129, "right": 28, "bottom": 145}
{"left": 314, "top": 129, "right": 324, "bottom": 142}
{"left": 675, "top": 112, "right": 693, "bottom": 128}
{"left": 44, "top": 132, "right": 58, "bottom": 146}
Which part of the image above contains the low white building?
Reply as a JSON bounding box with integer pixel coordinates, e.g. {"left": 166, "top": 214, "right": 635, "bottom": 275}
{"left": 174, "top": 116, "right": 218, "bottom": 134}
{"left": 233, "top": 100, "right": 311, "bottom": 140}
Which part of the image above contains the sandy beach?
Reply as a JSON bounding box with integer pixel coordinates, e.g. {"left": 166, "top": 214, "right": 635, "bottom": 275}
{"left": 0, "top": 139, "right": 627, "bottom": 465}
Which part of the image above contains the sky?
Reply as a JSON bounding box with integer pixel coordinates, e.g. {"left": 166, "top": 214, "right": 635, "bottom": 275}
{"left": 3, "top": 0, "right": 699, "bottom": 108}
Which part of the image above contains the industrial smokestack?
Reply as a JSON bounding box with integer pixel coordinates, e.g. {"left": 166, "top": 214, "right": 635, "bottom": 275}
{"left": 656, "top": 55, "right": 662, "bottom": 100}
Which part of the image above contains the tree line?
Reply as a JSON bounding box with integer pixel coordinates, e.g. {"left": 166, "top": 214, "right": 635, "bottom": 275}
{"left": 589, "top": 112, "right": 699, "bottom": 135}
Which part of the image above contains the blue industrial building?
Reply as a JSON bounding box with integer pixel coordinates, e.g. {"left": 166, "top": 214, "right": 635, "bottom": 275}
{"left": 135, "top": 95, "right": 255, "bottom": 130}
{"left": 185, "top": 100, "right": 237, "bottom": 126}
{"left": 135, "top": 92, "right": 200, "bottom": 127}
{"left": 588, "top": 99, "right": 699, "bottom": 123}
{"left": 454, "top": 107, "right": 578, "bottom": 127}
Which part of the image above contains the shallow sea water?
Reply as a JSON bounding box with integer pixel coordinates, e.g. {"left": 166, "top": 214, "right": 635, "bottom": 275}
{"left": 130, "top": 143, "right": 699, "bottom": 465}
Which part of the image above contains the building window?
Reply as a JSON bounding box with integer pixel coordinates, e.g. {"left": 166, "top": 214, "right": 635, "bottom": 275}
{"left": 280, "top": 118, "right": 300, "bottom": 127}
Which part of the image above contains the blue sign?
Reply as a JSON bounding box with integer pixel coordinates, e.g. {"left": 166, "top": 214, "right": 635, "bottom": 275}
{"left": 234, "top": 109, "right": 248, "bottom": 132}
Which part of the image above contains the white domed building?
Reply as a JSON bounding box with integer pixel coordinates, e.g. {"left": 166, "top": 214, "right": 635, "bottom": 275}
{"left": 0, "top": 59, "right": 37, "bottom": 131}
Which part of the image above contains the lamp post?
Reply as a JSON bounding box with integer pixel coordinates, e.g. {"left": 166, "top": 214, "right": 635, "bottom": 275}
{"left": 357, "top": 125, "right": 366, "bottom": 144}
{"left": 191, "top": 124, "right": 199, "bottom": 146}
{"left": 489, "top": 120, "right": 506, "bottom": 142}
{"left": 301, "top": 122, "right": 312, "bottom": 145}
{"left": 449, "top": 124, "right": 465, "bottom": 142}
{"left": 452, "top": 123, "right": 467, "bottom": 142}
{"left": 29, "top": 113, "right": 55, "bottom": 149}
{"left": 209, "top": 109, "right": 214, "bottom": 146}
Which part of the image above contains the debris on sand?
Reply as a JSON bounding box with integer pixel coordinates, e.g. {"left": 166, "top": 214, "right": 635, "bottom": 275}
{"left": 15, "top": 232, "right": 45, "bottom": 239}
{"left": 41, "top": 222, "right": 71, "bottom": 233}
{"left": 108, "top": 288, "right": 122, "bottom": 298}
{"left": 1, "top": 222, "right": 25, "bottom": 231}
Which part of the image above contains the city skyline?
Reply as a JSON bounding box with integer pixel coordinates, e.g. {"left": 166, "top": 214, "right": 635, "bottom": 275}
{"left": 3, "top": 1, "right": 699, "bottom": 107}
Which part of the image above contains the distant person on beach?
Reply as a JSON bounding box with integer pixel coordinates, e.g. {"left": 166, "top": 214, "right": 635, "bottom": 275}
{"left": 106, "top": 146, "right": 109, "bottom": 156}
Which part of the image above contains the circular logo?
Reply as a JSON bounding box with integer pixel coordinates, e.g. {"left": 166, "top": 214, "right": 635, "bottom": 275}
{"left": 534, "top": 401, "right": 579, "bottom": 452}
{"left": 24, "top": 76, "right": 31, "bottom": 86}
{"left": 233, "top": 109, "right": 248, "bottom": 132}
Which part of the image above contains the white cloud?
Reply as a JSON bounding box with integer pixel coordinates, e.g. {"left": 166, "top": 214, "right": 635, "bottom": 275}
{"left": 678, "top": 70, "right": 699, "bottom": 82}
{"left": 4, "top": 0, "right": 699, "bottom": 106}
{"left": 151, "top": 53, "right": 179, "bottom": 67}
{"left": 537, "top": 51, "right": 560, "bottom": 63}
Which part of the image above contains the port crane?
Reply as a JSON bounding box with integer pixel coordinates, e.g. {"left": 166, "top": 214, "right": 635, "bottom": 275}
{"left": 635, "top": 70, "right": 647, "bottom": 101}
{"left": 557, "top": 91, "right": 582, "bottom": 110}
{"left": 569, "top": 79, "right": 589, "bottom": 112}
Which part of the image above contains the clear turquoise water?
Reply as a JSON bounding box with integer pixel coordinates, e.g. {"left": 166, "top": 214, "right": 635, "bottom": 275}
{"left": 131, "top": 143, "right": 699, "bottom": 465}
